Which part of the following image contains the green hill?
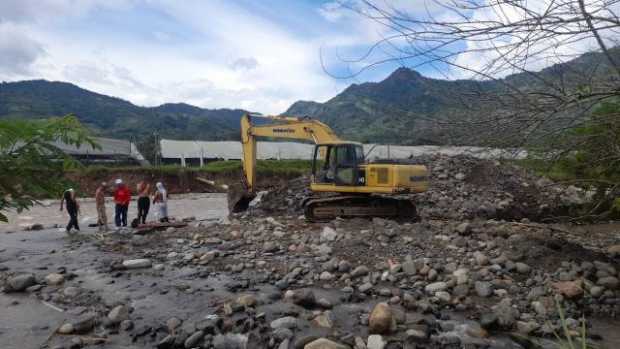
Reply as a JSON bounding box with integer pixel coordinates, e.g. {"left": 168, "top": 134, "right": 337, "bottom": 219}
{"left": 0, "top": 80, "right": 246, "bottom": 140}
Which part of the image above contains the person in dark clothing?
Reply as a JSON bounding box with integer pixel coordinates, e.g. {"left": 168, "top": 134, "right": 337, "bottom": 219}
{"left": 60, "top": 188, "right": 80, "bottom": 234}
{"left": 136, "top": 181, "right": 151, "bottom": 224}
{"left": 114, "top": 179, "right": 131, "bottom": 227}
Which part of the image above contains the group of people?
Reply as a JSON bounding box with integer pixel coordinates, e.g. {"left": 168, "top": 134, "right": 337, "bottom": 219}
{"left": 60, "top": 179, "right": 169, "bottom": 234}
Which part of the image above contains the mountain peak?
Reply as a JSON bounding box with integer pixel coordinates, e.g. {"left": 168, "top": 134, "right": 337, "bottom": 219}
{"left": 386, "top": 67, "right": 423, "bottom": 81}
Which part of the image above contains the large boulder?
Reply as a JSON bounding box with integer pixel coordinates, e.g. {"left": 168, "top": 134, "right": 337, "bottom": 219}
{"left": 6, "top": 273, "right": 36, "bottom": 292}
{"left": 368, "top": 303, "right": 394, "bottom": 335}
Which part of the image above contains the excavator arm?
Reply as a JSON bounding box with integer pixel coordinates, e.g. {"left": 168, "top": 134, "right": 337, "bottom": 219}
{"left": 240, "top": 113, "right": 340, "bottom": 193}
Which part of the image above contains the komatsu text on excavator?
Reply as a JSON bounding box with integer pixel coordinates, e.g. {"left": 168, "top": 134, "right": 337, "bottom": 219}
{"left": 229, "top": 113, "right": 429, "bottom": 221}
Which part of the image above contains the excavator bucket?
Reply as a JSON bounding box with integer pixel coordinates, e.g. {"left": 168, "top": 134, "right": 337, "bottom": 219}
{"left": 227, "top": 182, "right": 256, "bottom": 213}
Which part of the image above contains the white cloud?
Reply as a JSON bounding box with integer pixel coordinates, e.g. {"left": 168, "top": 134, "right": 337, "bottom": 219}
{"left": 0, "top": 0, "right": 350, "bottom": 114}
{"left": 0, "top": 23, "right": 45, "bottom": 77}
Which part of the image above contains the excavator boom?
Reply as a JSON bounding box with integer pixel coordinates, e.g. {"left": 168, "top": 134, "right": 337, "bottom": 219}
{"left": 240, "top": 113, "right": 341, "bottom": 193}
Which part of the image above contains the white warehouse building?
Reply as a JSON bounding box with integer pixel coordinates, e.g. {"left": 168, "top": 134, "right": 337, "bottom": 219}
{"left": 159, "top": 139, "right": 526, "bottom": 167}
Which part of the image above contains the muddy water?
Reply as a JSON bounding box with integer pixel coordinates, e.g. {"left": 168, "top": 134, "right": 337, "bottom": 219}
{"left": 0, "top": 193, "right": 228, "bottom": 233}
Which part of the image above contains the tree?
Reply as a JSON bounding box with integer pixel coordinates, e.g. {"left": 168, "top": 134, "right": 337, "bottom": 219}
{"left": 325, "top": 0, "right": 620, "bottom": 147}
{"left": 0, "top": 115, "right": 96, "bottom": 222}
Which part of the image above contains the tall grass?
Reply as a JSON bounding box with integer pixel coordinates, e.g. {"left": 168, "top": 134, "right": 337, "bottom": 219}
{"left": 552, "top": 299, "right": 595, "bottom": 349}
{"left": 71, "top": 160, "right": 312, "bottom": 177}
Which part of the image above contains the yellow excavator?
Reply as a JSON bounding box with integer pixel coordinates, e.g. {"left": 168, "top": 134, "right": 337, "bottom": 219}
{"left": 228, "top": 113, "right": 429, "bottom": 221}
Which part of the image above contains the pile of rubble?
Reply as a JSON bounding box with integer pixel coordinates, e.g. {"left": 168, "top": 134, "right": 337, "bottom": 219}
{"left": 247, "top": 155, "right": 588, "bottom": 222}
{"left": 415, "top": 155, "right": 588, "bottom": 221}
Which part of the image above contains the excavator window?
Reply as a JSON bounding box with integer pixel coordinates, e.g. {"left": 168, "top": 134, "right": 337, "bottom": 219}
{"left": 313, "top": 144, "right": 363, "bottom": 185}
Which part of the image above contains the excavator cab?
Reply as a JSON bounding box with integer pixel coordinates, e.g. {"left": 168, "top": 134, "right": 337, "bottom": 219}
{"left": 313, "top": 143, "right": 364, "bottom": 186}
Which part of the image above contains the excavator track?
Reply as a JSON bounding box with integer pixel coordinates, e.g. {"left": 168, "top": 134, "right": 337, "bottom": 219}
{"left": 303, "top": 195, "right": 417, "bottom": 222}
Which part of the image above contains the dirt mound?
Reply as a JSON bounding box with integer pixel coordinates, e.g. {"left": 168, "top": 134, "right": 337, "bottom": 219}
{"left": 244, "top": 155, "right": 588, "bottom": 221}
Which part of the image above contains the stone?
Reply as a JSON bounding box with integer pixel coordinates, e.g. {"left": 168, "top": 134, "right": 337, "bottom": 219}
{"left": 351, "top": 265, "right": 370, "bottom": 278}
{"left": 120, "top": 320, "right": 134, "bottom": 331}
{"left": 456, "top": 222, "right": 471, "bottom": 235}
{"left": 368, "top": 302, "right": 393, "bottom": 335}
{"left": 122, "top": 259, "right": 152, "bottom": 269}
{"left": 358, "top": 282, "right": 373, "bottom": 293}
{"left": 184, "top": 331, "right": 205, "bottom": 348}
{"left": 473, "top": 251, "right": 489, "bottom": 266}
{"left": 597, "top": 276, "right": 619, "bottom": 289}
{"left": 552, "top": 280, "right": 584, "bottom": 299}
{"left": 167, "top": 317, "right": 183, "bottom": 332}
{"left": 236, "top": 294, "right": 258, "bottom": 307}
{"left": 271, "top": 316, "right": 298, "bottom": 330}
{"left": 406, "top": 327, "right": 427, "bottom": 341}
{"left": 338, "top": 260, "right": 352, "bottom": 273}
{"left": 313, "top": 311, "right": 334, "bottom": 328}
{"left": 515, "top": 263, "right": 531, "bottom": 274}
{"left": 72, "top": 313, "right": 97, "bottom": 333}
{"left": 157, "top": 335, "right": 176, "bottom": 349}
{"left": 63, "top": 286, "right": 80, "bottom": 297}
{"left": 320, "top": 271, "right": 334, "bottom": 281}
{"left": 58, "top": 323, "right": 74, "bottom": 334}
{"left": 532, "top": 301, "right": 547, "bottom": 316}
{"left": 45, "top": 273, "right": 65, "bottom": 286}
{"left": 435, "top": 291, "right": 451, "bottom": 302}
{"left": 516, "top": 321, "right": 538, "bottom": 335}
{"left": 366, "top": 335, "right": 386, "bottom": 349}
{"left": 453, "top": 268, "right": 469, "bottom": 284}
{"left": 480, "top": 313, "right": 498, "bottom": 329}
{"left": 607, "top": 244, "right": 620, "bottom": 256}
{"left": 263, "top": 241, "right": 278, "bottom": 253}
{"left": 274, "top": 328, "right": 294, "bottom": 341}
{"left": 304, "top": 338, "right": 349, "bottom": 349}
{"left": 492, "top": 299, "right": 519, "bottom": 329}
{"left": 279, "top": 339, "right": 290, "bottom": 349}
{"left": 317, "top": 298, "right": 333, "bottom": 309}
{"left": 320, "top": 226, "right": 338, "bottom": 242}
{"left": 292, "top": 289, "right": 317, "bottom": 308}
{"left": 424, "top": 282, "right": 447, "bottom": 294}
{"left": 213, "top": 333, "right": 249, "bottom": 349}
{"left": 7, "top": 273, "right": 36, "bottom": 292}
{"left": 474, "top": 281, "right": 493, "bottom": 297}
{"left": 402, "top": 261, "right": 416, "bottom": 276}
{"left": 590, "top": 286, "right": 604, "bottom": 297}
{"left": 107, "top": 305, "right": 130, "bottom": 324}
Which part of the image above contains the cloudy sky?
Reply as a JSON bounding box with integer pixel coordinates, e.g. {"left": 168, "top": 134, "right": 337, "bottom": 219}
{"left": 0, "top": 0, "right": 442, "bottom": 114}
{"left": 0, "top": 0, "right": 611, "bottom": 114}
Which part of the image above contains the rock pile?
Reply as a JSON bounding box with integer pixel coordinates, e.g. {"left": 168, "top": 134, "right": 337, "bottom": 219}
{"left": 415, "top": 154, "right": 587, "bottom": 221}
{"left": 245, "top": 155, "right": 588, "bottom": 222}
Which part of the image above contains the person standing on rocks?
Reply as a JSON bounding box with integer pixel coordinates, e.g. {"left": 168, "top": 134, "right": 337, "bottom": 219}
{"left": 60, "top": 188, "right": 80, "bottom": 234}
{"left": 136, "top": 180, "right": 151, "bottom": 225}
{"left": 95, "top": 182, "right": 108, "bottom": 232}
{"left": 153, "top": 182, "right": 169, "bottom": 223}
{"left": 114, "top": 179, "right": 131, "bottom": 227}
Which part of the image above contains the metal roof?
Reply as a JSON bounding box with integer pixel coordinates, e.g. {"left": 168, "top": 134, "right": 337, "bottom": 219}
{"left": 52, "top": 137, "right": 146, "bottom": 161}
{"left": 160, "top": 140, "right": 315, "bottom": 160}
{"left": 160, "top": 139, "right": 527, "bottom": 160}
